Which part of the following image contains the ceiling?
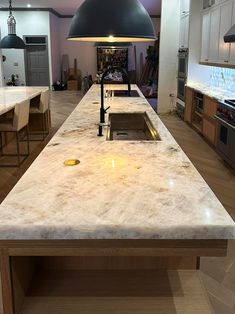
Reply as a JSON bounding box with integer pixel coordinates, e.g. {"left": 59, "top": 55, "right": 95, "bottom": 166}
{"left": 0, "top": 0, "right": 162, "bottom": 16}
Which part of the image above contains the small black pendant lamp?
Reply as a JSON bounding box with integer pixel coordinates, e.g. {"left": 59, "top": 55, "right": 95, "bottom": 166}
{"left": 68, "top": 0, "right": 156, "bottom": 42}
{"left": 0, "top": 0, "right": 26, "bottom": 49}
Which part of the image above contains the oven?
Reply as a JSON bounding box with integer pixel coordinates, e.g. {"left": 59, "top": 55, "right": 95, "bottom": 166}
{"left": 215, "top": 101, "right": 235, "bottom": 169}
{"left": 178, "top": 48, "right": 188, "bottom": 78}
{"left": 177, "top": 77, "right": 186, "bottom": 101}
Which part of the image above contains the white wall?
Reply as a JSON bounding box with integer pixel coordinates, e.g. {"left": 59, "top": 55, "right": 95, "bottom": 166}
{"left": 158, "top": 0, "right": 181, "bottom": 113}
{"left": 129, "top": 18, "right": 161, "bottom": 80}
{"left": 50, "top": 13, "right": 61, "bottom": 83}
{"left": 0, "top": 11, "right": 51, "bottom": 86}
{"left": 59, "top": 18, "right": 97, "bottom": 78}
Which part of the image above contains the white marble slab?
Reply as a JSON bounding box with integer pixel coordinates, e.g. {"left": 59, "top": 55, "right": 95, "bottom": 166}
{"left": 0, "top": 84, "right": 234, "bottom": 240}
{"left": 0, "top": 86, "right": 49, "bottom": 115}
{"left": 187, "top": 81, "right": 235, "bottom": 101}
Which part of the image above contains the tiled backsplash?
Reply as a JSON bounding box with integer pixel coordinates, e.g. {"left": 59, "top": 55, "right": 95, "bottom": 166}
{"left": 210, "top": 67, "right": 235, "bottom": 92}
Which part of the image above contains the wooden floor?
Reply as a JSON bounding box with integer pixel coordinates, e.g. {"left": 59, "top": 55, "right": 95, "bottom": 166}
{"left": 0, "top": 93, "right": 235, "bottom": 313}
{"left": 161, "top": 114, "right": 235, "bottom": 314}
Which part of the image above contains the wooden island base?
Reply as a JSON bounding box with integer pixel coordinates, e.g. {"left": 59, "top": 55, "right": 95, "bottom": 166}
{"left": 0, "top": 240, "right": 227, "bottom": 314}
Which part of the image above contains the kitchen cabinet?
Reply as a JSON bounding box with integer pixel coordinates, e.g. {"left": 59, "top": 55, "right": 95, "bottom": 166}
{"left": 203, "top": 0, "right": 215, "bottom": 10}
{"left": 201, "top": 12, "right": 211, "bottom": 62}
{"left": 209, "top": 7, "right": 220, "bottom": 62}
{"left": 184, "top": 86, "right": 193, "bottom": 123}
{"left": 180, "top": 0, "right": 190, "bottom": 15}
{"left": 179, "top": 13, "right": 189, "bottom": 48}
{"left": 201, "top": 0, "right": 235, "bottom": 67}
{"left": 203, "top": 96, "right": 218, "bottom": 146}
{"left": 218, "top": 1, "right": 233, "bottom": 63}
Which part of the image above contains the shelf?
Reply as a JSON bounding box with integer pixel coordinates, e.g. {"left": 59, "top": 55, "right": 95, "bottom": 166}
{"left": 16, "top": 269, "right": 213, "bottom": 314}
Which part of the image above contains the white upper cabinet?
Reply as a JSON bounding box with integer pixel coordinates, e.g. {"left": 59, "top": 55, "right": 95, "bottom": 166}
{"left": 218, "top": 1, "right": 233, "bottom": 63}
{"left": 179, "top": 0, "right": 190, "bottom": 48}
{"left": 201, "top": 12, "right": 211, "bottom": 61}
{"left": 179, "top": 13, "right": 190, "bottom": 48}
{"left": 200, "top": 0, "right": 235, "bottom": 66}
{"left": 181, "top": 0, "right": 190, "bottom": 14}
{"left": 203, "top": 0, "right": 216, "bottom": 10}
{"left": 209, "top": 7, "right": 220, "bottom": 62}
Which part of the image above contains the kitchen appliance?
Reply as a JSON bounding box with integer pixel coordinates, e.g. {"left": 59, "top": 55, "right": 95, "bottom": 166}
{"left": 224, "top": 24, "right": 235, "bottom": 43}
{"left": 176, "top": 48, "right": 189, "bottom": 118}
{"left": 215, "top": 100, "right": 235, "bottom": 170}
{"left": 195, "top": 92, "right": 204, "bottom": 114}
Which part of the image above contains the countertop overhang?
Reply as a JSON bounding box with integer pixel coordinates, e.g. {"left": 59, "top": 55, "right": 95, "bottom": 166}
{"left": 0, "top": 84, "right": 234, "bottom": 240}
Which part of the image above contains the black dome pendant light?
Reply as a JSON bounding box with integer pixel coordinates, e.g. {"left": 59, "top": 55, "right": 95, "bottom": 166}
{"left": 68, "top": 0, "right": 156, "bottom": 42}
{"left": 0, "top": 0, "right": 26, "bottom": 49}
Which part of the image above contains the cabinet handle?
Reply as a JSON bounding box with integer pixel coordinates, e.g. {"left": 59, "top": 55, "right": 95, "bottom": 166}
{"left": 205, "top": 59, "right": 209, "bottom": 61}
{"left": 224, "top": 60, "right": 229, "bottom": 63}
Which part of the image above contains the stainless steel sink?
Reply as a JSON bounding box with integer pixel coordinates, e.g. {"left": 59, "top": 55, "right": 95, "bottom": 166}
{"left": 106, "top": 112, "right": 161, "bottom": 141}
{"left": 112, "top": 90, "right": 140, "bottom": 97}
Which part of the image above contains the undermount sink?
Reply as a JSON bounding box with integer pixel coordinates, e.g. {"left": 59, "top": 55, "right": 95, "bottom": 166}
{"left": 106, "top": 112, "right": 161, "bottom": 141}
{"left": 112, "top": 90, "right": 140, "bottom": 97}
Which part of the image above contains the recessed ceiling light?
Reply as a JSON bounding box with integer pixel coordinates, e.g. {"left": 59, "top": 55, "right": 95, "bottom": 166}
{"left": 27, "top": 4, "right": 31, "bottom": 8}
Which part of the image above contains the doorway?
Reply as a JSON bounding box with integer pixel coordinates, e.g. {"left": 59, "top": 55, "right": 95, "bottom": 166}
{"left": 24, "top": 36, "right": 50, "bottom": 87}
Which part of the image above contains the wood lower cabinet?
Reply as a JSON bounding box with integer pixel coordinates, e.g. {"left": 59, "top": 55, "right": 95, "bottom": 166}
{"left": 202, "top": 96, "right": 218, "bottom": 146}
{"left": 184, "top": 88, "right": 218, "bottom": 147}
{"left": 184, "top": 87, "right": 194, "bottom": 123}
{"left": 203, "top": 117, "right": 217, "bottom": 145}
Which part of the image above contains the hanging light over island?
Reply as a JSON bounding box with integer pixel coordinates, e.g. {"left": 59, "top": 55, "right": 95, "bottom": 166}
{"left": 0, "top": 0, "right": 25, "bottom": 49}
{"left": 68, "top": 0, "right": 156, "bottom": 43}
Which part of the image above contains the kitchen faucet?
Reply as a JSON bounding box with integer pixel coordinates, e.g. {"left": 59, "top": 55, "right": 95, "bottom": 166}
{"left": 98, "top": 66, "right": 131, "bottom": 137}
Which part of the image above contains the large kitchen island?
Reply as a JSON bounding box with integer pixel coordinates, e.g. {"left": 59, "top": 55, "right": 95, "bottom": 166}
{"left": 0, "top": 85, "right": 234, "bottom": 314}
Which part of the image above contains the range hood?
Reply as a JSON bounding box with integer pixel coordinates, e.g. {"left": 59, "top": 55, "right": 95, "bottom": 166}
{"left": 224, "top": 24, "right": 235, "bottom": 43}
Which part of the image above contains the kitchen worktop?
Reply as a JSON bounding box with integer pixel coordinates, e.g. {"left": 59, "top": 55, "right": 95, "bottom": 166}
{"left": 0, "top": 86, "right": 48, "bottom": 115}
{"left": 0, "top": 84, "right": 234, "bottom": 240}
{"left": 187, "top": 81, "right": 235, "bottom": 101}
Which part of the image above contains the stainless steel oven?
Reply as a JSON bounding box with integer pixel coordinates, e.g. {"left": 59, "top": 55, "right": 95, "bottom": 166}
{"left": 177, "top": 77, "right": 186, "bottom": 101}
{"left": 216, "top": 100, "right": 235, "bottom": 170}
{"left": 178, "top": 49, "right": 188, "bottom": 78}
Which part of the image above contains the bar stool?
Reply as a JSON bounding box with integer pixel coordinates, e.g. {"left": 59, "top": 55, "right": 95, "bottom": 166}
{"left": 0, "top": 99, "right": 30, "bottom": 167}
{"left": 29, "top": 90, "right": 50, "bottom": 141}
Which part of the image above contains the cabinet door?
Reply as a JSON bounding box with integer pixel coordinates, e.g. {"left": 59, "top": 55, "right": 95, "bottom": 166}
{"left": 204, "top": 96, "right": 218, "bottom": 118}
{"left": 180, "top": 16, "right": 186, "bottom": 48}
{"left": 184, "top": 13, "right": 190, "bottom": 48}
{"left": 219, "top": 1, "right": 233, "bottom": 64}
{"left": 181, "top": 0, "right": 190, "bottom": 14}
{"left": 209, "top": 7, "right": 220, "bottom": 62}
{"left": 229, "top": 1, "right": 235, "bottom": 64}
{"left": 184, "top": 87, "right": 194, "bottom": 123}
{"left": 201, "top": 12, "right": 211, "bottom": 62}
{"left": 203, "top": 117, "right": 217, "bottom": 146}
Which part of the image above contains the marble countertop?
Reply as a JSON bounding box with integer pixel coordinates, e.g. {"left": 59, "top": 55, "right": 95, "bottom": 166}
{"left": 0, "top": 86, "right": 49, "bottom": 115}
{"left": 0, "top": 84, "right": 234, "bottom": 240}
{"left": 186, "top": 81, "right": 235, "bottom": 102}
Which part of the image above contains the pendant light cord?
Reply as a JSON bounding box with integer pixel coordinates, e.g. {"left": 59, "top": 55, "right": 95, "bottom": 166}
{"left": 9, "top": 0, "right": 13, "bottom": 16}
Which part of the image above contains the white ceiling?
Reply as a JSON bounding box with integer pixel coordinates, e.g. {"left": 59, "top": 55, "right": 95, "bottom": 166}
{"left": 0, "top": 0, "right": 162, "bottom": 16}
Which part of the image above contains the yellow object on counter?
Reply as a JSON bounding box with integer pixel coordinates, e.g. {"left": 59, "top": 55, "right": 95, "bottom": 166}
{"left": 64, "top": 159, "right": 80, "bottom": 166}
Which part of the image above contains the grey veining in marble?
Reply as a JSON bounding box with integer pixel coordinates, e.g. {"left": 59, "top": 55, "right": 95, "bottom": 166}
{"left": 0, "top": 84, "right": 234, "bottom": 240}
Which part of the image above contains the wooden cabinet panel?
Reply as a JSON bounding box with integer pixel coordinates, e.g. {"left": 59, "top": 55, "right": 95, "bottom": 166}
{"left": 204, "top": 96, "right": 218, "bottom": 118}
{"left": 203, "top": 117, "right": 217, "bottom": 145}
{"left": 184, "top": 87, "right": 194, "bottom": 123}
